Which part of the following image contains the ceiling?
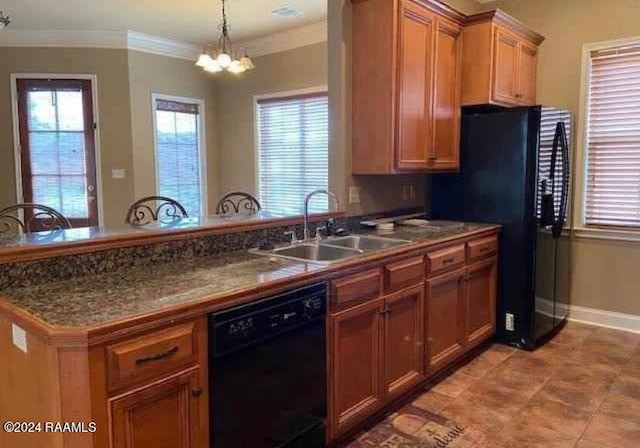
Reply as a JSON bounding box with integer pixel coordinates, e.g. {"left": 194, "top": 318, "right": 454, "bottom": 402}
{"left": 0, "top": 0, "right": 327, "bottom": 44}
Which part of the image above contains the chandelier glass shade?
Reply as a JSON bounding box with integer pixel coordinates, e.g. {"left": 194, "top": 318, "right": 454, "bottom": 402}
{"left": 196, "top": 0, "right": 255, "bottom": 74}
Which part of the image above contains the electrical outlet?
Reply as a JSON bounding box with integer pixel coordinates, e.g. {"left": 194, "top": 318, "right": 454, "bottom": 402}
{"left": 112, "top": 168, "right": 126, "bottom": 179}
{"left": 348, "top": 186, "right": 360, "bottom": 204}
{"left": 505, "top": 313, "right": 515, "bottom": 331}
{"left": 12, "top": 323, "right": 27, "bottom": 353}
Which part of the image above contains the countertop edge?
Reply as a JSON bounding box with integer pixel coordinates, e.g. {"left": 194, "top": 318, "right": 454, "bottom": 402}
{"left": 0, "top": 225, "right": 502, "bottom": 347}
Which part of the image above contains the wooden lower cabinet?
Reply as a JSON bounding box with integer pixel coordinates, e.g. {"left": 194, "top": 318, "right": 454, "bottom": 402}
{"left": 109, "top": 368, "right": 206, "bottom": 448}
{"left": 466, "top": 258, "right": 498, "bottom": 345}
{"left": 425, "top": 268, "right": 466, "bottom": 372}
{"left": 329, "top": 298, "right": 385, "bottom": 438}
{"left": 329, "top": 285, "right": 427, "bottom": 438}
{"left": 384, "top": 285, "right": 425, "bottom": 400}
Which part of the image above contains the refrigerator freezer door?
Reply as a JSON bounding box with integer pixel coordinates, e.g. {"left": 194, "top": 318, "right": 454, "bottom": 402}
{"left": 431, "top": 108, "right": 538, "bottom": 346}
{"left": 534, "top": 230, "right": 557, "bottom": 341}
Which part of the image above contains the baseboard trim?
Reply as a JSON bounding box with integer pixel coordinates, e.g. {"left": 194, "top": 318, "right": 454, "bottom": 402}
{"left": 568, "top": 305, "right": 640, "bottom": 334}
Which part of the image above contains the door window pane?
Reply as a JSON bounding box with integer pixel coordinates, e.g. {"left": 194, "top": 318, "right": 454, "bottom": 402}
{"left": 22, "top": 85, "right": 91, "bottom": 219}
{"left": 154, "top": 99, "right": 204, "bottom": 217}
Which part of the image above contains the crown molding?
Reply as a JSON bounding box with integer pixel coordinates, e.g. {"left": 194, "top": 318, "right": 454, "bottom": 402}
{"left": 0, "top": 23, "right": 327, "bottom": 60}
{"left": 126, "top": 31, "right": 200, "bottom": 61}
{"left": 240, "top": 20, "right": 327, "bottom": 57}
{"left": 0, "top": 29, "right": 127, "bottom": 48}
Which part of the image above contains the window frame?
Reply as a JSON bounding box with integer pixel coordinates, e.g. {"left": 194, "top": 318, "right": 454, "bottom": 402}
{"left": 151, "top": 93, "right": 208, "bottom": 217}
{"left": 253, "top": 85, "right": 329, "bottom": 215}
{"left": 574, "top": 36, "right": 640, "bottom": 242}
{"left": 10, "top": 73, "right": 104, "bottom": 226}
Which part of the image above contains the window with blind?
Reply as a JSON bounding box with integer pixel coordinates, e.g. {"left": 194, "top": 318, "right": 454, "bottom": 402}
{"left": 257, "top": 92, "right": 329, "bottom": 215}
{"left": 584, "top": 43, "right": 640, "bottom": 229}
{"left": 153, "top": 96, "right": 205, "bottom": 217}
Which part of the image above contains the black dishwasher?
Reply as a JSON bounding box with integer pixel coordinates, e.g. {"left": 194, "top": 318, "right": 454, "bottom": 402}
{"left": 209, "top": 283, "right": 327, "bottom": 448}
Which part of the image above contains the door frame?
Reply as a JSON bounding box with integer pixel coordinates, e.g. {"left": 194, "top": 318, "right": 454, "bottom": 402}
{"left": 10, "top": 73, "right": 105, "bottom": 227}
{"left": 151, "top": 92, "right": 208, "bottom": 216}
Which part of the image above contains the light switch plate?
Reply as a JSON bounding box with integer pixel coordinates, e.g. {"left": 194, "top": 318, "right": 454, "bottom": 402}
{"left": 12, "top": 323, "right": 27, "bottom": 353}
{"left": 348, "top": 187, "right": 360, "bottom": 204}
{"left": 112, "top": 168, "right": 126, "bottom": 179}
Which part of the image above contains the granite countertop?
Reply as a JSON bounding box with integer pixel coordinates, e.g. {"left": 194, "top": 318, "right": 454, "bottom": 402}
{"left": 0, "top": 223, "right": 498, "bottom": 330}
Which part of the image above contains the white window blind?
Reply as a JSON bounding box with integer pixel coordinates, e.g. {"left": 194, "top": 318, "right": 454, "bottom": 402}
{"left": 585, "top": 44, "right": 640, "bottom": 229}
{"left": 154, "top": 98, "right": 204, "bottom": 217}
{"left": 257, "top": 92, "right": 329, "bottom": 215}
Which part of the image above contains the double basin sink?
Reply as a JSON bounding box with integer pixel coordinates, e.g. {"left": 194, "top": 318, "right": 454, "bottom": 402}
{"left": 252, "top": 235, "right": 412, "bottom": 263}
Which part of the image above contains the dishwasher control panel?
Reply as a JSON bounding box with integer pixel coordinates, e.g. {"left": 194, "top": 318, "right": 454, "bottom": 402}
{"left": 210, "top": 283, "right": 326, "bottom": 357}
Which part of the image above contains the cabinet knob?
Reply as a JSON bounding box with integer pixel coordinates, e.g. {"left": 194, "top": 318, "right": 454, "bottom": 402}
{"left": 515, "top": 93, "right": 522, "bottom": 98}
{"left": 191, "top": 387, "right": 203, "bottom": 398}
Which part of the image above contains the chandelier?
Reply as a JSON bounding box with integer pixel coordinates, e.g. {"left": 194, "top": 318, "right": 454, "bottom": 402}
{"left": 0, "top": 11, "right": 10, "bottom": 30}
{"left": 196, "top": 0, "right": 255, "bottom": 74}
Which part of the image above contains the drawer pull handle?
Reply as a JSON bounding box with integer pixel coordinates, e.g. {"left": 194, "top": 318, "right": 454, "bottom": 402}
{"left": 443, "top": 258, "right": 456, "bottom": 264}
{"left": 135, "top": 346, "right": 179, "bottom": 366}
{"left": 191, "top": 387, "right": 203, "bottom": 398}
{"left": 479, "top": 247, "right": 490, "bottom": 253}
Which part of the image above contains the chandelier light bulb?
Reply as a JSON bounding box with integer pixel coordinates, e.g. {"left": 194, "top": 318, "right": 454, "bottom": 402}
{"left": 227, "top": 60, "right": 247, "bottom": 74}
{"left": 195, "top": 53, "right": 214, "bottom": 68}
{"left": 204, "top": 59, "right": 223, "bottom": 73}
{"left": 239, "top": 55, "right": 255, "bottom": 70}
{"left": 216, "top": 53, "right": 232, "bottom": 68}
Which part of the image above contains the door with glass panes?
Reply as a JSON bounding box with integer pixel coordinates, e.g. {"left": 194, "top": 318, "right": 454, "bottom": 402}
{"left": 16, "top": 78, "right": 99, "bottom": 229}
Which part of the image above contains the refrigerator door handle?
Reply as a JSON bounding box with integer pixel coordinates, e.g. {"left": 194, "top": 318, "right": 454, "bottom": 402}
{"left": 552, "top": 121, "right": 569, "bottom": 239}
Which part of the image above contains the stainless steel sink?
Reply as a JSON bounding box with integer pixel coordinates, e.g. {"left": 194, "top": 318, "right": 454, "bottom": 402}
{"left": 270, "top": 243, "right": 363, "bottom": 262}
{"left": 322, "top": 235, "right": 411, "bottom": 252}
{"left": 251, "top": 235, "right": 412, "bottom": 264}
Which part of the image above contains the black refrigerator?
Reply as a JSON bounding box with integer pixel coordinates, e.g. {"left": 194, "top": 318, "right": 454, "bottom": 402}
{"left": 430, "top": 106, "right": 572, "bottom": 349}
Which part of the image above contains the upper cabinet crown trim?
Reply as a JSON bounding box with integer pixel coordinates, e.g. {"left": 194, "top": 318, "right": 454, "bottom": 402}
{"left": 414, "top": 0, "right": 466, "bottom": 24}
{"left": 465, "top": 9, "right": 545, "bottom": 45}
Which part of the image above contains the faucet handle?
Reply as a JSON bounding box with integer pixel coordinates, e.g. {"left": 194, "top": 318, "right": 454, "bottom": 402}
{"left": 314, "top": 226, "right": 327, "bottom": 241}
{"left": 284, "top": 229, "right": 298, "bottom": 244}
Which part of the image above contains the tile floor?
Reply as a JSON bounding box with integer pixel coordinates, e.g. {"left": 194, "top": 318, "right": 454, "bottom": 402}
{"left": 346, "top": 322, "right": 640, "bottom": 447}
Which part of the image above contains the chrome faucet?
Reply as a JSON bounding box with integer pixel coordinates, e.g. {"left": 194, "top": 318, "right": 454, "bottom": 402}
{"left": 303, "top": 190, "right": 340, "bottom": 241}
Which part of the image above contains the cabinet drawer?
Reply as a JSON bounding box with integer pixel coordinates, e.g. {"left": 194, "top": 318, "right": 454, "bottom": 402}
{"left": 384, "top": 256, "right": 425, "bottom": 293}
{"left": 467, "top": 236, "right": 498, "bottom": 263}
{"left": 106, "top": 321, "right": 198, "bottom": 391}
{"left": 331, "top": 269, "right": 382, "bottom": 311}
{"left": 426, "top": 245, "right": 465, "bottom": 276}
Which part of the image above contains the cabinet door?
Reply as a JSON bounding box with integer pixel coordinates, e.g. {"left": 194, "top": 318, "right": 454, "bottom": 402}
{"left": 396, "top": 0, "right": 435, "bottom": 170}
{"left": 425, "top": 268, "right": 466, "bottom": 372}
{"left": 329, "top": 298, "right": 384, "bottom": 438}
{"left": 384, "top": 285, "right": 425, "bottom": 400}
{"left": 492, "top": 28, "right": 519, "bottom": 105}
{"left": 466, "top": 258, "right": 498, "bottom": 345}
{"left": 110, "top": 369, "right": 205, "bottom": 448}
{"left": 430, "top": 19, "right": 461, "bottom": 171}
{"left": 517, "top": 42, "right": 538, "bottom": 105}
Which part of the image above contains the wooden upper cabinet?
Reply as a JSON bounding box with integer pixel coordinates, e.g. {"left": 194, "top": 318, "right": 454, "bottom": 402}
{"left": 329, "top": 298, "right": 385, "bottom": 438}
{"left": 383, "top": 285, "right": 425, "bottom": 400}
{"left": 110, "top": 368, "right": 206, "bottom": 448}
{"left": 431, "top": 19, "right": 462, "bottom": 170}
{"left": 493, "top": 29, "right": 520, "bottom": 104}
{"left": 461, "top": 9, "right": 544, "bottom": 107}
{"left": 396, "top": 1, "right": 435, "bottom": 170}
{"left": 352, "top": 0, "right": 464, "bottom": 174}
{"left": 518, "top": 42, "right": 539, "bottom": 104}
